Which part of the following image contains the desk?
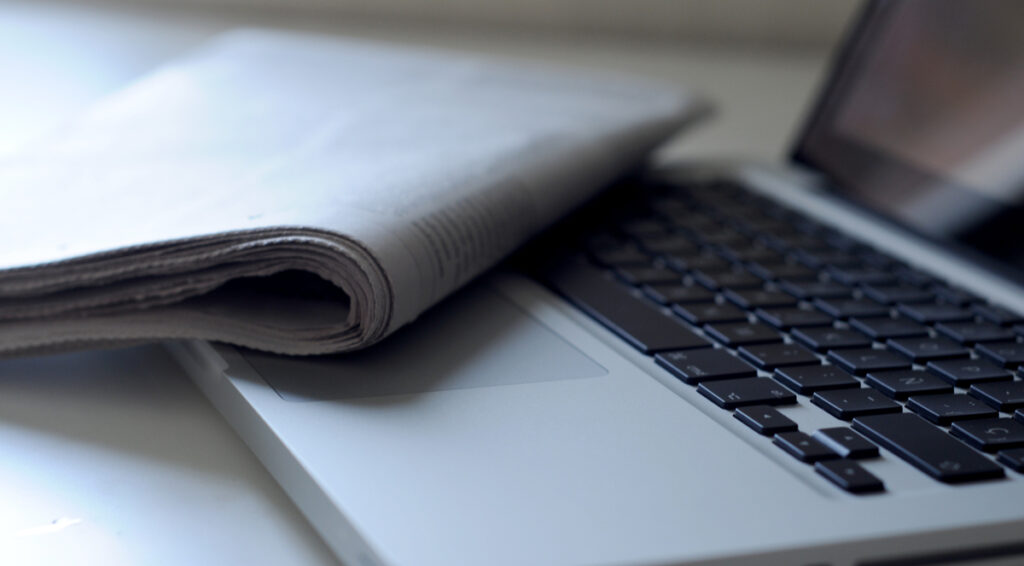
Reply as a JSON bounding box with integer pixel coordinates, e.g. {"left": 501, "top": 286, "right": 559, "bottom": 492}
{"left": 0, "top": 2, "right": 832, "bottom": 563}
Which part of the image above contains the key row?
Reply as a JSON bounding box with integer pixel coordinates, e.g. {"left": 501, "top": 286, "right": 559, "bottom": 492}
{"left": 657, "top": 352, "right": 1024, "bottom": 420}
{"left": 654, "top": 350, "right": 1022, "bottom": 484}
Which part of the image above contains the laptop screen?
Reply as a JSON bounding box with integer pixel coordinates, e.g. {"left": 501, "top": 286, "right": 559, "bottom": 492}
{"left": 793, "top": 0, "right": 1024, "bottom": 282}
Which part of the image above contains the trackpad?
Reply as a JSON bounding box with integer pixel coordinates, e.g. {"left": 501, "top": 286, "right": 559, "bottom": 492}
{"left": 240, "top": 284, "right": 608, "bottom": 401}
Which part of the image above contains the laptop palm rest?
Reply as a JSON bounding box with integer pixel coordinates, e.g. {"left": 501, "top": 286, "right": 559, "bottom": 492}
{"left": 240, "top": 283, "right": 608, "bottom": 402}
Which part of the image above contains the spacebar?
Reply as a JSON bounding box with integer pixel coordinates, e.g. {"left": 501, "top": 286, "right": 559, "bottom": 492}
{"left": 852, "top": 413, "right": 1004, "bottom": 484}
{"left": 545, "top": 261, "right": 708, "bottom": 354}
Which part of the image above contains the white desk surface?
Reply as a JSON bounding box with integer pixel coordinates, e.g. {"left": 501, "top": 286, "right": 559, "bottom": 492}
{"left": 0, "top": 2, "right": 833, "bottom": 564}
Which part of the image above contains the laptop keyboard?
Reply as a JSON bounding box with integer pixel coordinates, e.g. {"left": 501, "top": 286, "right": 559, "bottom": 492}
{"left": 544, "top": 178, "right": 1024, "bottom": 494}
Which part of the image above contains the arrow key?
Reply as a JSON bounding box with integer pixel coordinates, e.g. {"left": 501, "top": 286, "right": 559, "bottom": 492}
{"left": 997, "top": 448, "right": 1024, "bottom": 472}
{"left": 813, "top": 427, "right": 880, "bottom": 459}
{"left": 774, "top": 431, "right": 839, "bottom": 463}
{"left": 734, "top": 405, "right": 798, "bottom": 436}
{"left": 815, "top": 459, "right": 885, "bottom": 493}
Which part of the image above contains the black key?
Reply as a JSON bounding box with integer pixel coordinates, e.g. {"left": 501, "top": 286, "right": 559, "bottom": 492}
{"left": 907, "top": 394, "right": 997, "bottom": 425}
{"left": 703, "top": 322, "right": 781, "bottom": 347}
{"left": 755, "top": 307, "right": 834, "bottom": 330}
{"left": 793, "top": 217, "right": 828, "bottom": 235}
{"left": 747, "top": 262, "right": 818, "bottom": 282}
{"left": 859, "top": 250, "right": 898, "bottom": 269}
{"left": 655, "top": 348, "right": 757, "bottom": 385}
{"left": 585, "top": 232, "right": 627, "bottom": 251}
{"left": 849, "top": 317, "right": 928, "bottom": 340}
{"left": 657, "top": 224, "right": 703, "bottom": 241}
{"left": 793, "top": 250, "right": 861, "bottom": 270}
{"left": 825, "top": 232, "right": 862, "bottom": 252}
{"left": 1017, "top": 410, "right": 1024, "bottom": 425}
{"left": 695, "top": 230, "right": 749, "bottom": 248}
{"left": 589, "top": 245, "right": 649, "bottom": 266}
{"left": 815, "top": 460, "right": 885, "bottom": 493}
{"left": 759, "top": 232, "right": 832, "bottom": 253}
{"left": 997, "top": 447, "right": 1024, "bottom": 472}
{"left": 934, "top": 321, "right": 1015, "bottom": 345}
{"left": 773, "top": 366, "right": 859, "bottom": 395}
{"left": 813, "top": 428, "right": 879, "bottom": 459}
{"left": 716, "top": 246, "right": 783, "bottom": 265}
{"left": 814, "top": 298, "right": 890, "bottom": 320}
{"left": 692, "top": 270, "right": 764, "bottom": 291}
{"left": 812, "top": 389, "right": 901, "bottom": 420}
{"left": 773, "top": 431, "right": 839, "bottom": 463}
{"left": 827, "top": 266, "right": 897, "bottom": 286}
{"left": 933, "top": 286, "right": 980, "bottom": 307}
{"left": 736, "top": 218, "right": 793, "bottom": 236}
{"left": 858, "top": 252, "right": 900, "bottom": 268}
{"left": 636, "top": 234, "right": 699, "bottom": 256}
{"left": 972, "top": 304, "right": 1024, "bottom": 326}
{"left": 672, "top": 302, "right": 749, "bottom": 325}
{"left": 618, "top": 218, "right": 669, "bottom": 238}
{"left": 779, "top": 280, "right": 852, "bottom": 301}
{"left": 791, "top": 327, "right": 871, "bottom": 352}
{"left": 951, "top": 418, "right": 1024, "bottom": 452}
{"left": 734, "top": 405, "right": 798, "bottom": 435}
{"left": 659, "top": 255, "right": 690, "bottom": 274}
{"left": 864, "top": 370, "right": 952, "bottom": 400}
{"left": 860, "top": 252, "right": 901, "bottom": 270}
{"left": 886, "top": 336, "right": 970, "bottom": 363}
{"left": 977, "top": 342, "right": 1024, "bottom": 368}
{"left": 828, "top": 348, "right": 911, "bottom": 375}
{"left": 642, "top": 283, "right": 714, "bottom": 305}
{"left": 926, "top": 359, "right": 1013, "bottom": 387}
{"left": 697, "top": 377, "right": 797, "bottom": 409}
{"left": 671, "top": 199, "right": 706, "bottom": 221}
{"left": 546, "top": 261, "right": 710, "bottom": 354}
{"left": 853, "top": 413, "right": 1004, "bottom": 483}
{"left": 614, "top": 266, "right": 680, "bottom": 286}
{"left": 860, "top": 284, "right": 935, "bottom": 305}
{"left": 897, "top": 303, "right": 974, "bottom": 324}
{"left": 723, "top": 289, "right": 797, "bottom": 310}
{"left": 894, "top": 268, "right": 937, "bottom": 288}
{"left": 969, "top": 381, "right": 1024, "bottom": 411}
{"left": 665, "top": 253, "right": 730, "bottom": 273}
{"left": 738, "top": 343, "right": 820, "bottom": 370}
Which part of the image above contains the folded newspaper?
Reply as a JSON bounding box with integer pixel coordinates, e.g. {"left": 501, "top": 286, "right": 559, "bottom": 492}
{"left": 0, "top": 29, "right": 706, "bottom": 356}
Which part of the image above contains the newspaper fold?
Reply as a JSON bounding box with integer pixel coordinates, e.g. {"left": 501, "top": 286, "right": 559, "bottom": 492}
{"left": 0, "top": 29, "right": 706, "bottom": 356}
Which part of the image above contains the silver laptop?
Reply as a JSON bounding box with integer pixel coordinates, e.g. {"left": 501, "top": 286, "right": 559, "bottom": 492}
{"left": 170, "top": 2, "right": 1024, "bottom": 564}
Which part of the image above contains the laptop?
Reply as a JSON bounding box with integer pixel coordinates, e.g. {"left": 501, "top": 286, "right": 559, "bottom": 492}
{"left": 170, "top": 1, "right": 1024, "bottom": 564}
